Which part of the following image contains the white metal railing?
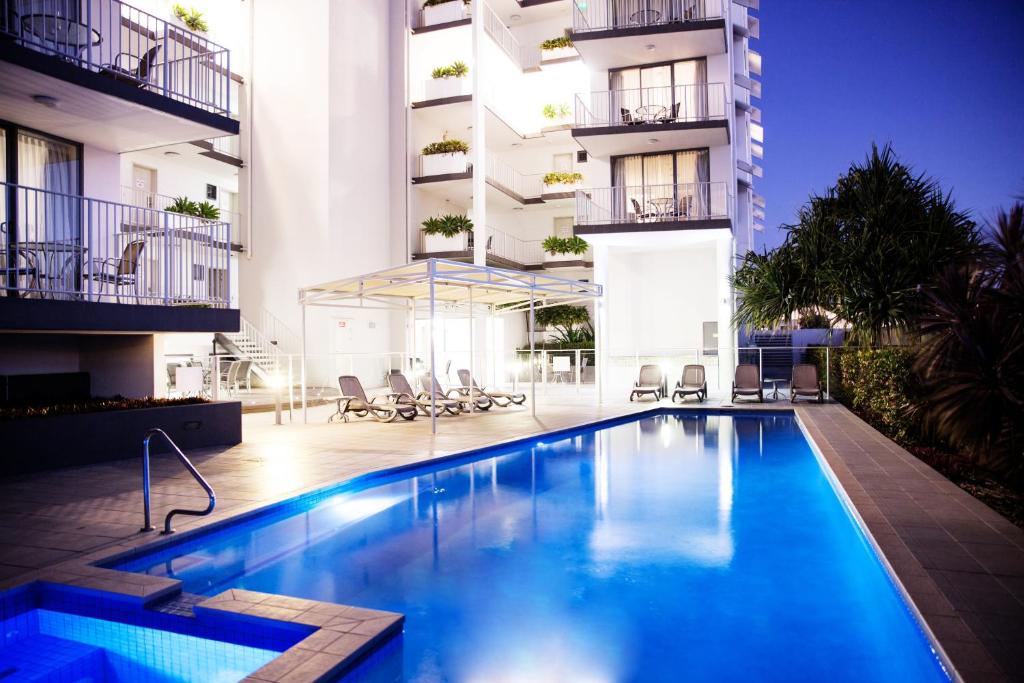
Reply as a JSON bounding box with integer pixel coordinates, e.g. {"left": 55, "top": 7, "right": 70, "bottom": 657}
{"left": 576, "top": 182, "right": 729, "bottom": 225}
{"left": 0, "top": 0, "right": 231, "bottom": 115}
{"left": 120, "top": 187, "right": 242, "bottom": 237}
{"left": 482, "top": 2, "right": 540, "bottom": 70}
{"left": 206, "top": 136, "right": 240, "bottom": 158}
{"left": 2, "top": 181, "right": 231, "bottom": 306}
{"left": 572, "top": 0, "right": 723, "bottom": 32}
{"left": 416, "top": 227, "right": 546, "bottom": 267}
{"left": 256, "top": 308, "right": 301, "bottom": 355}
{"left": 486, "top": 156, "right": 544, "bottom": 199}
{"left": 575, "top": 83, "right": 727, "bottom": 127}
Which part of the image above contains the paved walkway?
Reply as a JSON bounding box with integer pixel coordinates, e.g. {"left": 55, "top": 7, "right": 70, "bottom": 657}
{"left": 0, "top": 398, "right": 1021, "bottom": 680}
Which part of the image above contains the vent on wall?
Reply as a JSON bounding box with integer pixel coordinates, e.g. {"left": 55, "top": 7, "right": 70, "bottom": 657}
{"left": 576, "top": 151, "right": 588, "bottom": 164}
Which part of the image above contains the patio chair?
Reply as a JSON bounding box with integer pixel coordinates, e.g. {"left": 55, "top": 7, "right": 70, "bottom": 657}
{"left": 731, "top": 364, "right": 764, "bottom": 403}
{"left": 100, "top": 44, "right": 161, "bottom": 87}
{"left": 619, "top": 107, "right": 635, "bottom": 125}
{"left": 629, "top": 364, "right": 664, "bottom": 401}
{"left": 329, "top": 375, "right": 416, "bottom": 423}
{"left": 791, "top": 364, "right": 824, "bottom": 403}
{"left": 233, "top": 359, "right": 253, "bottom": 394}
{"left": 671, "top": 364, "right": 707, "bottom": 403}
{"left": 387, "top": 372, "right": 461, "bottom": 416}
{"left": 420, "top": 373, "right": 491, "bottom": 411}
{"left": 457, "top": 369, "right": 526, "bottom": 407}
{"left": 89, "top": 240, "right": 145, "bottom": 303}
{"left": 630, "top": 198, "right": 657, "bottom": 223}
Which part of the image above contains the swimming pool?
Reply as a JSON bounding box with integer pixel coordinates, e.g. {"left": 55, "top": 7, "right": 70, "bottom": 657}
{"left": 113, "top": 411, "right": 950, "bottom": 681}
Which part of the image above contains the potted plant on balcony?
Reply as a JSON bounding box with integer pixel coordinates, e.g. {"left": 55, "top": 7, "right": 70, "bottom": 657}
{"left": 426, "top": 60, "right": 470, "bottom": 100}
{"left": 171, "top": 4, "right": 208, "bottom": 33}
{"left": 542, "top": 235, "right": 589, "bottom": 264}
{"left": 422, "top": 0, "right": 470, "bottom": 27}
{"left": 422, "top": 213, "right": 473, "bottom": 253}
{"left": 421, "top": 135, "right": 470, "bottom": 176}
{"left": 540, "top": 35, "right": 575, "bottom": 60}
{"left": 542, "top": 171, "right": 583, "bottom": 195}
{"left": 542, "top": 103, "right": 572, "bottom": 124}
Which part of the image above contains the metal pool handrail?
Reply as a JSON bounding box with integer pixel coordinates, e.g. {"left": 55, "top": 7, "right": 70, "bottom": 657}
{"left": 141, "top": 428, "right": 216, "bottom": 535}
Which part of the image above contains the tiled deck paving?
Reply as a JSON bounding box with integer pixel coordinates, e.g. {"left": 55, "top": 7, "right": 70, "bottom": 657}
{"left": 0, "top": 398, "right": 1021, "bottom": 681}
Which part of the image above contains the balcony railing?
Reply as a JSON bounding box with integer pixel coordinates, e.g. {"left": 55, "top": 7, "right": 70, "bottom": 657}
{"left": 418, "top": 227, "right": 545, "bottom": 267}
{"left": 572, "top": 0, "right": 722, "bottom": 32}
{"left": 575, "top": 83, "right": 727, "bottom": 128}
{"left": 486, "top": 156, "right": 544, "bottom": 199}
{"left": 0, "top": 0, "right": 231, "bottom": 115}
{"left": 2, "top": 182, "right": 231, "bottom": 306}
{"left": 575, "top": 182, "right": 729, "bottom": 226}
{"left": 482, "top": 2, "right": 540, "bottom": 70}
{"left": 120, "top": 186, "right": 241, "bottom": 233}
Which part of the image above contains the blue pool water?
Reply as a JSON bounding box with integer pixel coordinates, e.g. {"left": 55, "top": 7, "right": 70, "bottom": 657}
{"left": 115, "top": 412, "right": 949, "bottom": 682}
{"left": 0, "top": 607, "right": 279, "bottom": 682}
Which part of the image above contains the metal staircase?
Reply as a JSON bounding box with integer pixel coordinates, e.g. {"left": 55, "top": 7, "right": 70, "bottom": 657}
{"left": 750, "top": 331, "right": 794, "bottom": 380}
{"left": 216, "top": 310, "right": 299, "bottom": 383}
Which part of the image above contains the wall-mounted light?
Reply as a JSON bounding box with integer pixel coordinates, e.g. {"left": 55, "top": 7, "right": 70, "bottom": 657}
{"left": 31, "top": 94, "right": 58, "bottom": 108}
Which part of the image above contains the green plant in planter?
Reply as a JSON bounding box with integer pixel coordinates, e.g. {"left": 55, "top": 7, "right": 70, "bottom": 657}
{"left": 172, "top": 4, "right": 208, "bottom": 32}
{"left": 431, "top": 60, "right": 469, "bottom": 79}
{"left": 194, "top": 201, "right": 221, "bottom": 220}
{"left": 542, "top": 103, "right": 571, "bottom": 120}
{"left": 422, "top": 214, "right": 473, "bottom": 238}
{"left": 542, "top": 171, "right": 583, "bottom": 186}
{"left": 424, "top": 0, "right": 468, "bottom": 5}
{"left": 540, "top": 35, "right": 574, "bottom": 51}
{"left": 166, "top": 196, "right": 199, "bottom": 215}
{"left": 542, "top": 235, "right": 588, "bottom": 256}
{"left": 422, "top": 137, "right": 470, "bottom": 155}
{"left": 533, "top": 304, "right": 593, "bottom": 345}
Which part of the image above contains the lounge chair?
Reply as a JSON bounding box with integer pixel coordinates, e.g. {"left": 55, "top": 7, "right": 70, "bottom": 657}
{"left": 629, "top": 364, "right": 664, "bottom": 401}
{"left": 420, "top": 374, "right": 491, "bottom": 411}
{"left": 791, "top": 364, "right": 824, "bottom": 403}
{"left": 387, "top": 373, "right": 462, "bottom": 416}
{"left": 731, "top": 364, "right": 764, "bottom": 403}
{"left": 457, "top": 369, "right": 526, "bottom": 407}
{"left": 329, "top": 375, "right": 417, "bottom": 423}
{"left": 671, "top": 364, "right": 707, "bottom": 403}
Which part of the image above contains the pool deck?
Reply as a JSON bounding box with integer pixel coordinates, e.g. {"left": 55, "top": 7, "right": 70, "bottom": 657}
{"left": 0, "top": 397, "right": 1022, "bottom": 681}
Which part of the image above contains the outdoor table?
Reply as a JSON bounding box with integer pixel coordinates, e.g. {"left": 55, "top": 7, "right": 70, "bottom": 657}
{"left": 15, "top": 241, "right": 86, "bottom": 299}
{"left": 763, "top": 377, "right": 787, "bottom": 400}
{"left": 630, "top": 8, "right": 661, "bottom": 24}
{"left": 648, "top": 197, "right": 676, "bottom": 220}
{"left": 635, "top": 104, "right": 667, "bottom": 123}
{"left": 21, "top": 14, "right": 102, "bottom": 59}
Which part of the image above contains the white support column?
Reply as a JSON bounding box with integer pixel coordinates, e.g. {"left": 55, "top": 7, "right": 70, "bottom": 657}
{"left": 471, "top": 0, "right": 487, "bottom": 266}
{"left": 529, "top": 289, "right": 536, "bottom": 418}
{"left": 468, "top": 286, "right": 475, "bottom": 413}
{"left": 429, "top": 267, "right": 438, "bottom": 434}
{"left": 716, "top": 232, "right": 736, "bottom": 393}
{"left": 300, "top": 302, "right": 307, "bottom": 424}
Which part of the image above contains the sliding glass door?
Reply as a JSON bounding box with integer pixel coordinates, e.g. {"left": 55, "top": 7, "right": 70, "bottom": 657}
{"left": 613, "top": 149, "right": 710, "bottom": 221}
{"left": 609, "top": 58, "right": 707, "bottom": 124}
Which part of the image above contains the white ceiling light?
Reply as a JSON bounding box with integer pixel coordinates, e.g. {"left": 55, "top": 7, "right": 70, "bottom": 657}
{"left": 31, "top": 94, "right": 58, "bottom": 108}
{"left": 647, "top": 138, "right": 659, "bottom": 144}
{"left": 645, "top": 44, "right": 656, "bottom": 51}
{"left": 164, "top": 151, "right": 181, "bottom": 157}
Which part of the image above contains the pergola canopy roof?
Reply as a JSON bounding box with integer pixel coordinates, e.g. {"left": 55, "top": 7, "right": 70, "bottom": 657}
{"left": 299, "top": 259, "right": 603, "bottom": 312}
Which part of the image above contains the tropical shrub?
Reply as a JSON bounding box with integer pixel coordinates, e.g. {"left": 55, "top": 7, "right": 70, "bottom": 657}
{"left": 431, "top": 61, "right": 469, "bottom": 79}
{"left": 542, "top": 103, "right": 571, "bottom": 120}
{"left": 534, "top": 305, "right": 593, "bottom": 345}
{"left": 542, "top": 171, "right": 583, "bottom": 186}
{"left": 542, "top": 235, "right": 588, "bottom": 256}
{"left": 732, "top": 144, "right": 980, "bottom": 343}
{"left": 166, "top": 196, "right": 220, "bottom": 220}
{"left": 424, "top": 0, "right": 468, "bottom": 6}
{"left": 798, "top": 311, "right": 829, "bottom": 329}
{"left": 1, "top": 395, "right": 207, "bottom": 420}
{"left": 422, "top": 137, "right": 469, "bottom": 155}
{"left": 540, "top": 36, "right": 573, "bottom": 50}
{"left": 422, "top": 213, "right": 473, "bottom": 237}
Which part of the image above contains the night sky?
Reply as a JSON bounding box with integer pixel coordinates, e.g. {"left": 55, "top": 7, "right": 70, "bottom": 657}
{"left": 754, "top": 0, "right": 1024, "bottom": 251}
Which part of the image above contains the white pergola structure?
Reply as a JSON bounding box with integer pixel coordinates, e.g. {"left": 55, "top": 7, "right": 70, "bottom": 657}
{"left": 297, "top": 259, "right": 604, "bottom": 432}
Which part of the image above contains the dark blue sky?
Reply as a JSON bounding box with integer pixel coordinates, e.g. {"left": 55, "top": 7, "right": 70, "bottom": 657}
{"left": 755, "top": 0, "right": 1024, "bottom": 251}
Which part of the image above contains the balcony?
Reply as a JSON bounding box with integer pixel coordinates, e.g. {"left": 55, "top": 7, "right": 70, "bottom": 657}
{"left": 574, "top": 181, "right": 730, "bottom": 235}
{"left": 1, "top": 181, "right": 236, "bottom": 332}
{"left": 569, "top": 0, "right": 727, "bottom": 70}
{"left": 413, "top": 227, "right": 592, "bottom": 271}
{"left": 573, "top": 83, "right": 728, "bottom": 156}
{"left": 0, "top": 0, "right": 237, "bottom": 151}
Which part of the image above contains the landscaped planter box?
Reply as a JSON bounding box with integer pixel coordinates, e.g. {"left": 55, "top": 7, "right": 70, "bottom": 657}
{"left": 421, "top": 151, "right": 468, "bottom": 176}
{"left": 422, "top": 0, "right": 468, "bottom": 26}
{"left": 542, "top": 182, "right": 580, "bottom": 195}
{"left": 0, "top": 401, "right": 242, "bottom": 475}
{"left": 424, "top": 76, "right": 469, "bottom": 101}
{"left": 541, "top": 46, "right": 576, "bottom": 61}
{"left": 422, "top": 233, "right": 468, "bottom": 253}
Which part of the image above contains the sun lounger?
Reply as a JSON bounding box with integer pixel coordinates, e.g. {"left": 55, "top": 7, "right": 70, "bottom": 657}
{"left": 790, "top": 364, "right": 824, "bottom": 403}
{"left": 387, "top": 373, "right": 462, "bottom": 416}
{"left": 671, "top": 364, "right": 707, "bottom": 403}
{"left": 456, "top": 369, "right": 526, "bottom": 407}
{"left": 329, "top": 375, "right": 417, "bottom": 423}
{"left": 731, "top": 364, "right": 764, "bottom": 403}
{"left": 629, "top": 364, "right": 664, "bottom": 401}
{"left": 420, "top": 374, "right": 491, "bottom": 411}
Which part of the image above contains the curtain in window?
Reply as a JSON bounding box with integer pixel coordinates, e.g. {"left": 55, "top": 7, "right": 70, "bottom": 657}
{"left": 17, "top": 132, "right": 79, "bottom": 244}
{"left": 673, "top": 59, "right": 708, "bottom": 121}
{"left": 676, "top": 150, "right": 710, "bottom": 217}
{"left": 609, "top": 68, "right": 640, "bottom": 125}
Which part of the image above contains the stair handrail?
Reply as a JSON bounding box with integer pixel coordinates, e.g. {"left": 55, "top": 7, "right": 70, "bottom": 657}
{"left": 141, "top": 428, "right": 216, "bottom": 535}
{"left": 255, "top": 308, "right": 301, "bottom": 354}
